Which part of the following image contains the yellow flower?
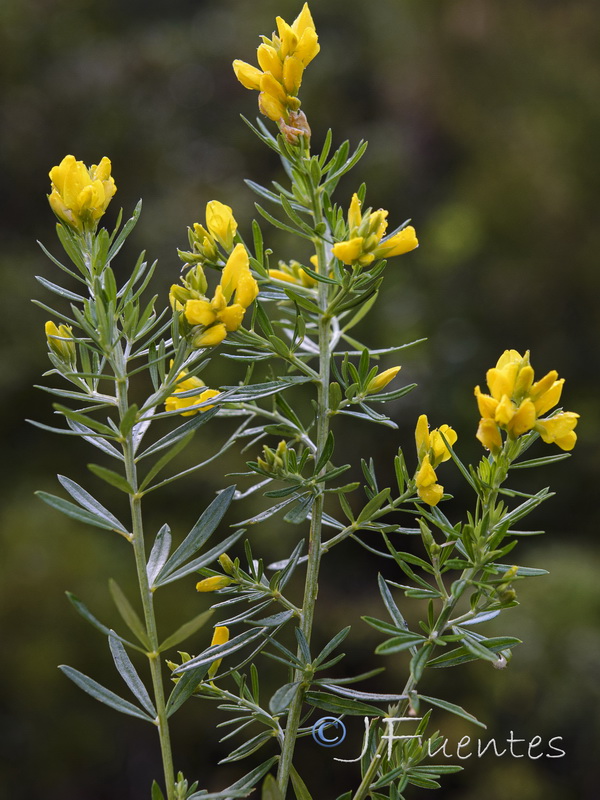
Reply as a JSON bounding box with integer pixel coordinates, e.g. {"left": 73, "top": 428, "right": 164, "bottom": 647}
{"left": 205, "top": 200, "right": 237, "bottom": 251}
{"left": 414, "top": 414, "right": 457, "bottom": 506}
{"left": 45, "top": 320, "right": 76, "bottom": 363}
{"left": 535, "top": 412, "right": 579, "bottom": 451}
{"left": 474, "top": 350, "right": 579, "bottom": 452}
{"left": 196, "top": 576, "right": 232, "bottom": 592}
{"left": 207, "top": 626, "right": 230, "bottom": 679}
{"left": 332, "top": 193, "right": 418, "bottom": 267}
{"left": 165, "top": 372, "right": 219, "bottom": 416}
{"left": 415, "top": 455, "right": 444, "bottom": 506}
{"left": 233, "top": 3, "right": 319, "bottom": 128}
{"left": 193, "top": 323, "right": 228, "bottom": 348}
{"left": 48, "top": 155, "right": 116, "bottom": 232}
{"left": 269, "top": 259, "right": 317, "bottom": 288}
{"left": 366, "top": 366, "right": 401, "bottom": 394}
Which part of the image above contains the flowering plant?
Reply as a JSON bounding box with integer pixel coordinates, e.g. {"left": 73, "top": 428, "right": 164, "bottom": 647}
{"left": 34, "top": 5, "right": 578, "bottom": 799}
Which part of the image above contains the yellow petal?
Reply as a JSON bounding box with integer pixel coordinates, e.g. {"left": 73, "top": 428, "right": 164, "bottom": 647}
{"left": 476, "top": 417, "right": 502, "bottom": 452}
{"left": 185, "top": 299, "right": 216, "bottom": 327}
{"left": 196, "top": 576, "right": 232, "bottom": 592}
{"left": 221, "top": 244, "right": 250, "bottom": 301}
{"left": 348, "top": 193, "right": 362, "bottom": 231}
{"left": 494, "top": 394, "right": 516, "bottom": 427}
{"left": 193, "top": 323, "right": 227, "bottom": 348}
{"left": 232, "top": 59, "right": 263, "bottom": 90}
{"left": 415, "top": 414, "right": 430, "bottom": 460}
{"left": 282, "top": 55, "right": 304, "bottom": 95}
{"left": 260, "top": 72, "right": 288, "bottom": 103}
{"left": 507, "top": 398, "right": 536, "bottom": 436}
{"left": 474, "top": 385, "right": 498, "bottom": 419}
{"left": 295, "top": 27, "right": 320, "bottom": 66}
{"left": 218, "top": 303, "right": 246, "bottom": 332}
{"left": 366, "top": 366, "right": 401, "bottom": 394}
{"left": 234, "top": 273, "right": 259, "bottom": 308}
{"left": 258, "top": 90, "right": 287, "bottom": 121}
{"left": 430, "top": 424, "right": 457, "bottom": 465}
{"left": 257, "top": 44, "right": 283, "bottom": 80}
{"left": 375, "top": 226, "right": 419, "bottom": 258}
{"left": 535, "top": 412, "right": 579, "bottom": 451}
{"left": 332, "top": 237, "right": 365, "bottom": 264}
{"left": 206, "top": 200, "right": 237, "bottom": 250}
{"left": 532, "top": 376, "right": 563, "bottom": 416}
{"left": 291, "top": 3, "right": 316, "bottom": 36}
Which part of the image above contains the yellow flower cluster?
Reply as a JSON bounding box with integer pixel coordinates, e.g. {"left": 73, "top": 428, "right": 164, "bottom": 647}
{"left": 179, "top": 201, "right": 238, "bottom": 266}
{"left": 181, "top": 244, "right": 259, "bottom": 347}
{"left": 268, "top": 259, "right": 317, "bottom": 288}
{"left": 475, "top": 350, "right": 579, "bottom": 453}
{"left": 415, "top": 414, "right": 457, "bottom": 506}
{"left": 232, "top": 3, "right": 319, "bottom": 125}
{"left": 332, "top": 193, "right": 418, "bottom": 267}
{"left": 48, "top": 155, "right": 116, "bottom": 232}
{"left": 165, "top": 371, "right": 219, "bottom": 416}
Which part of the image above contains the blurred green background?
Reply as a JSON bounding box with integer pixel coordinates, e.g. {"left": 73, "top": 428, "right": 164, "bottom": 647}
{"left": 1, "top": 0, "right": 599, "bottom": 798}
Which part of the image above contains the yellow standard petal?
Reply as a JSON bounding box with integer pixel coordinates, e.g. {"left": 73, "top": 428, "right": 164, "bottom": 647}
{"left": 221, "top": 243, "right": 250, "bottom": 301}
{"left": 415, "top": 414, "right": 431, "bottom": 461}
{"left": 348, "top": 193, "right": 362, "bottom": 231}
{"left": 233, "top": 273, "right": 259, "bottom": 309}
{"left": 531, "top": 374, "right": 563, "bottom": 416}
{"left": 232, "top": 60, "right": 263, "bottom": 90}
{"left": 206, "top": 200, "right": 237, "bottom": 251}
{"left": 294, "top": 27, "right": 320, "bottom": 66}
{"left": 257, "top": 44, "right": 283, "bottom": 80}
{"left": 258, "top": 90, "right": 287, "bottom": 121}
{"left": 430, "top": 424, "right": 457, "bottom": 466}
{"left": 282, "top": 55, "right": 304, "bottom": 95}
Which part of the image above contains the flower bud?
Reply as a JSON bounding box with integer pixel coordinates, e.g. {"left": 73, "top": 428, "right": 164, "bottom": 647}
{"left": 196, "top": 576, "right": 233, "bottom": 592}
{"left": 366, "top": 366, "right": 401, "bottom": 394}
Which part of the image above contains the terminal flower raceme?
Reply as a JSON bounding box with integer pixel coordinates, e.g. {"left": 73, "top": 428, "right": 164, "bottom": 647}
{"left": 165, "top": 371, "right": 219, "bottom": 416}
{"left": 233, "top": 3, "right": 319, "bottom": 130}
{"left": 332, "top": 193, "right": 418, "bottom": 268}
{"left": 48, "top": 155, "right": 116, "bottom": 232}
{"left": 414, "top": 414, "right": 457, "bottom": 506}
{"left": 474, "top": 350, "right": 579, "bottom": 452}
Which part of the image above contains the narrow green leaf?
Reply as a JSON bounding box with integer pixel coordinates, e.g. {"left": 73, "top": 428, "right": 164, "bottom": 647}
{"left": 305, "top": 691, "right": 382, "bottom": 717}
{"left": 357, "top": 488, "right": 391, "bottom": 524}
{"left": 314, "top": 431, "right": 335, "bottom": 474}
{"left": 375, "top": 632, "right": 427, "bottom": 655}
{"left": 289, "top": 765, "right": 314, "bottom": 800}
{"left": 418, "top": 694, "right": 486, "bottom": 728}
{"left": 165, "top": 662, "right": 209, "bottom": 718}
{"left": 156, "top": 486, "right": 236, "bottom": 582}
{"left": 53, "top": 404, "right": 115, "bottom": 436}
{"left": 59, "top": 665, "right": 154, "bottom": 722}
{"left": 262, "top": 775, "right": 284, "bottom": 800}
{"left": 147, "top": 524, "right": 172, "bottom": 587}
{"left": 65, "top": 592, "right": 140, "bottom": 650}
{"left": 187, "top": 755, "right": 279, "bottom": 798}
{"left": 377, "top": 574, "right": 409, "bottom": 631}
{"left": 36, "top": 491, "right": 128, "bottom": 536}
{"left": 410, "top": 644, "right": 433, "bottom": 682}
{"left": 88, "top": 464, "right": 134, "bottom": 494}
{"left": 57, "top": 475, "right": 128, "bottom": 535}
{"left": 108, "top": 578, "right": 150, "bottom": 648}
{"left": 175, "top": 627, "right": 265, "bottom": 672}
{"left": 108, "top": 632, "right": 156, "bottom": 717}
{"left": 159, "top": 610, "right": 213, "bottom": 652}
{"left": 314, "top": 626, "right": 351, "bottom": 667}
{"left": 269, "top": 682, "right": 301, "bottom": 715}
{"left": 119, "top": 404, "right": 139, "bottom": 437}
{"left": 138, "top": 408, "right": 219, "bottom": 460}
{"left": 151, "top": 781, "right": 166, "bottom": 800}
{"left": 139, "top": 431, "right": 195, "bottom": 491}
{"left": 154, "top": 528, "right": 245, "bottom": 587}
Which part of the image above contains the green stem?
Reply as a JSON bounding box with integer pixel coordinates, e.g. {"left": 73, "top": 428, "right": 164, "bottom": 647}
{"left": 277, "top": 163, "right": 332, "bottom": 797}
{"left": 352, "top": 453, "right": 512, "bottom": 799}
{"left": 116, "top": 369, "right": 176, "bottom": 800}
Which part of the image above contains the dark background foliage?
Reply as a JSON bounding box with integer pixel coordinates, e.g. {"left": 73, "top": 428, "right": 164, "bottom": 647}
{"left": 1, "top": 0, "right": 598, "bottom": 798}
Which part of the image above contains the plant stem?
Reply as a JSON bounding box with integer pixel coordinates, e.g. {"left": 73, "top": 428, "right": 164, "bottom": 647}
{"left": 116, "top": 367, "right": 176, "bottom": 800}
{"left": 277, "top": 162, "right": 332, "bottom": 797}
